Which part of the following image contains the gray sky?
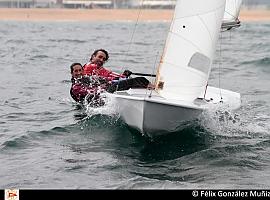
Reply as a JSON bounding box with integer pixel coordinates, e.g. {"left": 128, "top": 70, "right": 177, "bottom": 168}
{"left": 244, "top": 0, "right": 270, "bottom": 5}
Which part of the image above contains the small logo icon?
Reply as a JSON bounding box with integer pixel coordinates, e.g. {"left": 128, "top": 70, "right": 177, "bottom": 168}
{"left": 192, "top": 190, "right": 198, "bottom": 197}
{"left": 5, "top": 189, "right": 19, "bottom": 200}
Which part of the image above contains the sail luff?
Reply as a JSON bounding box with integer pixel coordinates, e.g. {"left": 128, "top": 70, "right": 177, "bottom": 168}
{"left": 155, "top": 14, "right": 175, "bottom": 91}
{"left": 156, "top": 0, "right": 226, "bottom": 101}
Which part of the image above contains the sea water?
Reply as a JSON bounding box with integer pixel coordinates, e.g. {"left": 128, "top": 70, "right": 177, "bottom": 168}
{"left": 0, "top": 21, "right": 270, "bottom": 189}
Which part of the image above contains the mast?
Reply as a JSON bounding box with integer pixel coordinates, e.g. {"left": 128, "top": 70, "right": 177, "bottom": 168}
{"left": 155, "top": 0, "right": 226, "bottom": 101}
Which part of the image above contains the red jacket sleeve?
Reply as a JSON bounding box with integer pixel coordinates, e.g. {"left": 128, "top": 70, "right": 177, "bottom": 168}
{"left": 83, "top": 63, "right": 95, "bottom": 76}
{"left": 83, "top": 63, "right": 126, "bottom": 81}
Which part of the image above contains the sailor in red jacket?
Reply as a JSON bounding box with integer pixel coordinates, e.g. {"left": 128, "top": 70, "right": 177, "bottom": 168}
{"left": 83, "top": 49, "right": 126, "bottom": 81}
{"left": 83, "top": 49, "right": 151, "bottom": 93}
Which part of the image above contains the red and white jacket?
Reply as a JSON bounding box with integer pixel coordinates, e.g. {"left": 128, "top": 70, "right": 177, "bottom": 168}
{"left": 83, "top": 63, "right": 126, "bottom": 82}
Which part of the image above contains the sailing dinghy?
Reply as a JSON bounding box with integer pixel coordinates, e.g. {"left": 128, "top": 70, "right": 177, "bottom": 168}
{"left": 113, "top": 0, "right": 241, "bottom": 137}
{"left": 222, "top": 0, "right": 242, "bottom": 30}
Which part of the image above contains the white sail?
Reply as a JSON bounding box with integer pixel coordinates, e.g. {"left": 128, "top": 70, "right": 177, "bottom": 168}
{"left": 222, "top": 0, "right": 242, "bottom": 29}
{"left": 223, "top": 0, "right": 242, "bottom": 22}
{"left": 156, "top": 0, "right": 226, "bottom": 101}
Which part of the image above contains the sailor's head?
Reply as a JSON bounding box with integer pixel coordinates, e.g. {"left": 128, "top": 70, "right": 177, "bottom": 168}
{"left": 90, "top": 49, "right": 109, "bottom": 67}
{"left": 70, "top": 63, "right": 83, "bottom": 79}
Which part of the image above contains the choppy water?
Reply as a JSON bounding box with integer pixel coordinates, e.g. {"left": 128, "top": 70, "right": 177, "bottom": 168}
{"left": 0, "top": 20, "right": 270, "bottom": 189}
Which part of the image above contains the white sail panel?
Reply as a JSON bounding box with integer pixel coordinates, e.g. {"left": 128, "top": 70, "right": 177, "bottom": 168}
{"left": 156, "top": 0, "right": 226, "bottom": 101}
{"left": 223, "top": 0, "right": 242, "bottom": 22}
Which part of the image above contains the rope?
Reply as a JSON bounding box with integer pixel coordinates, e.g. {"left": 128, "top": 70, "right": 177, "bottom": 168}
{"left": 120, "top": 0, "right": 145, "bottom": 71}
{"left": 116, "top": 0, "right": 145, "bottom": 91}
{"left": 218, "top": 31, "right": 223, "bottom": 102}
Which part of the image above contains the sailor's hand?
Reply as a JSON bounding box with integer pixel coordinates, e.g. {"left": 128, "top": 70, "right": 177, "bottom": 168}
{"left": 123, "top": 70, "right": 132, "bottom": 77}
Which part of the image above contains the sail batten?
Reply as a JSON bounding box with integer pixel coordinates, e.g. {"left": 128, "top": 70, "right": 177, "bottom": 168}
{"left": 156, "top": 0, "right": 226, "bottom": 101}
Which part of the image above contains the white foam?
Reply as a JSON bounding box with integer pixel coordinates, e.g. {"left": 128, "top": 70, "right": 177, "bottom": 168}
{"left": 199, "top": 104, "right": 270, "bottom": 138}
{"left": 84, "top": 92, "right": 119, "bottom": 118}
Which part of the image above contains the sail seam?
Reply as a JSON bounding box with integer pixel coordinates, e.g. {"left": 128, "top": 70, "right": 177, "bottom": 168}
{"left": 198, "top": 15, "right": 214, "bottom": 50}
{"left": 174, "top": 4, "right": 225, "bottom": 20}
{"left": 168, "top": 31, "right": 203, "bottom": 55}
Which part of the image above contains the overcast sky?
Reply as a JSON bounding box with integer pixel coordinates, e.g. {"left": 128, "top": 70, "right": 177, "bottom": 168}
{"left": 244, "top": 0, "right": 269, "bottom": 4}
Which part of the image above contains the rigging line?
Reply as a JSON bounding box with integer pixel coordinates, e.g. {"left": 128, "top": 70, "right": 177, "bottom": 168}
{"left": 218, "top": 31, "right": 223, "bottom": 102}
{"left": 116, "top": 0, "right": 145, "bottom": 92}
{"left": 224, "top": 11, "right": 238, "bottom": 20}
{"left": 120, "top": 0, "right": 145, "bottom": 72}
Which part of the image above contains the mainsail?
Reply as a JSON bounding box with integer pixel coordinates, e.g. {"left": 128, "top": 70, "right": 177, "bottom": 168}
{"left": 222, "top": 0, "right": 242, "bottom": 30}
{"left": 156, "top": 0, "right": 226, "bottom": 101}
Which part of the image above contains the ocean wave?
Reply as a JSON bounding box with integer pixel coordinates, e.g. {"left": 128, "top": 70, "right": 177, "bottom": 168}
{"left": 1, "top": 134, "right": 38, "bottom": 150}
{"left": 0, "top": 124, "right": 73, "bottom": 151}
{"left": 29, "top": 55, "right": 49, "bottom": 60}
{"left": 5, "top": 39, "right": 26, "bottom": 44}
{"left": 241, "top": 57, "right": 270, "bottom": 67}
{"left": 48, "top": 39, "right": 86, "bottom": 43}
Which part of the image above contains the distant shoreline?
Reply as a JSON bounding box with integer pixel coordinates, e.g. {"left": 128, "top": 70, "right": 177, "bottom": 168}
{"left": 0, "top": 8, "right": 270, "bottom": 22}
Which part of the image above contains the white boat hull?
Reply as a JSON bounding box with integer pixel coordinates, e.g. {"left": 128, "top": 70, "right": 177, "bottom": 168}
{"left": 112, "top": 86, "right": 241, "bottom": 137}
